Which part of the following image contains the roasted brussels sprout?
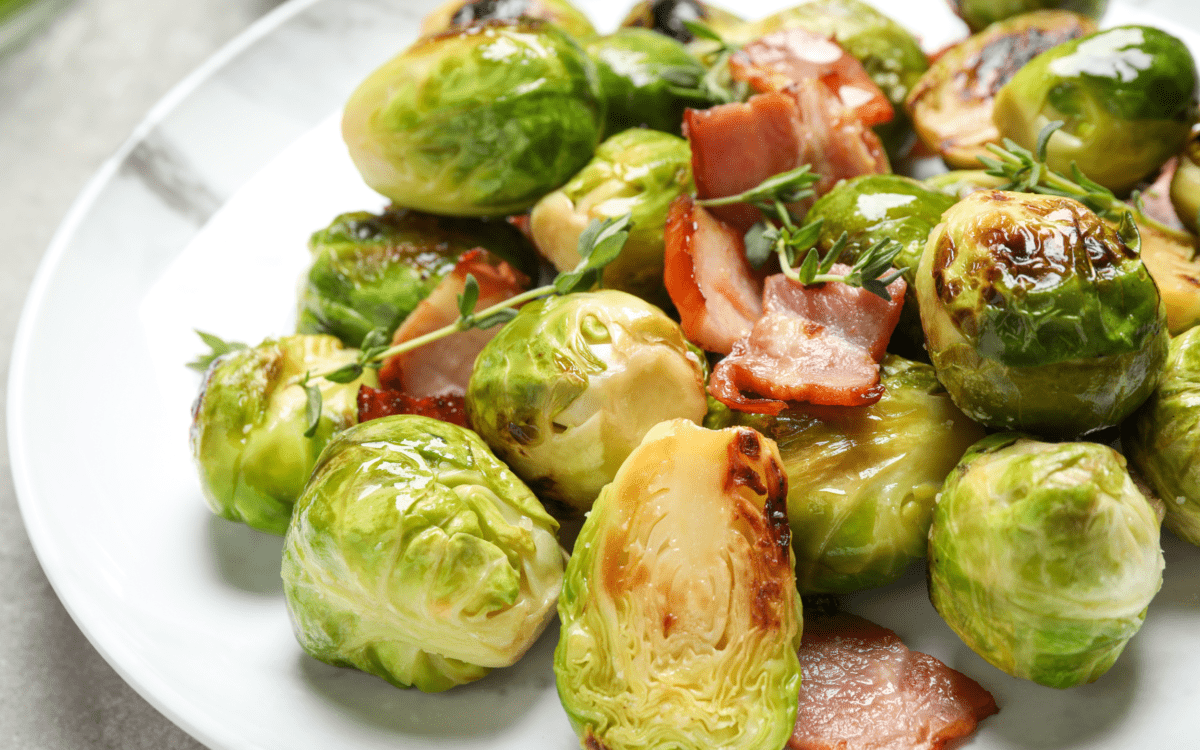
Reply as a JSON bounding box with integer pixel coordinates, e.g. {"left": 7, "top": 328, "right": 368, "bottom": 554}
{"left": 529, "top": 129, "right": 692, "bottom": 306}
{"left": 803, "top": 174, "right": 956, "bottom": 355}
{"left": 342, "top": 19, "right": 604, "bottom": 217}
{"left": 951, "top": 0, "right": 1108, "bottom": 33}
{"left": 993, "top": 25, "right": 1199, "bottom": 194}
{"left": 923, "top": 169, "right": 1008, "bottom": 199}
{"left": 297, "top": 208, "right": 537, "bottom": 348}
{"left": 928, "top": 433, "right": 1164, "bottom": 689}
{"left": 917, "top": 190, "right": 1168, "bottom": 437}
{"left": 1136, "top": 220, "right": 1200, "bottom": 335}
{"left": 555, "top": 419, "right": 802, "bottom": 750}
{"left": 420, "top": 0, "right": 597, "bottom": 40}
{"left": 282, "top": 415, "right": 565, "bottom": 692}
{"left": 465, "top": 290, "right": 708, "bottom": 515}
{"left": 1124, "top": 325, "right": 1200, "bottom": 546}
{"left": 190, "top": 335, "right": 376, "bottom": 535}
{"left": 712, "top": 356, "right": 985, "bottom": 593}
{"left": 619, "top": 0, "right": 743, "bottom": 44}
{"left": 587, "top": 28, "right": 715, "bottom": 137}
{"left": 1171, "top": 126, "right": 1200, "bottom": 235}
{"left": 906, "top": 10, "right": 1097, "bottom": 169}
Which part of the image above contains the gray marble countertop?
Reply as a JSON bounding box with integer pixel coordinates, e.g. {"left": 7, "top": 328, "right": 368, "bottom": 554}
{"left": 2, "top": 1, "right": 1198, "bottom": 749}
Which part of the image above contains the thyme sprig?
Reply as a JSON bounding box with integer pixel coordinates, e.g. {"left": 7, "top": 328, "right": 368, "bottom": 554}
{"left": 696, "top": 165, "right": 906, "bottom": 301}
{"left": 186, "top": 330, "right": 248, "bottom": 372}
{"left": 296, "top": 213, "right": 633, "bottom": 435}
{"left": 657, "top": 20, "right": 748, "bottom": 105}
{"left": 978, "top": 121, "right": 1172, "bottom": 242}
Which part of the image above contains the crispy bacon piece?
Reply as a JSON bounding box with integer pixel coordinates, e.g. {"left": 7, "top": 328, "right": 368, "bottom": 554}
{"left": 663, "top": 195, "right": 764, "bottom": 354}
{"left": 685, "top": 81, "right": 890, "bottom": 232}
{"left": 730, "top": 28, "right": 894, "bottom": 127}
{"left": 357, "top": 384, "right": 470, "bottom": 428}
{"left": 708, "top": 270, "right": 905, "bottom": 413}
{"left": 789, "top": 612, "right": 999, "bottom": 750}
{"left": 378, "top": 249, "right": 528, "bottom": 398}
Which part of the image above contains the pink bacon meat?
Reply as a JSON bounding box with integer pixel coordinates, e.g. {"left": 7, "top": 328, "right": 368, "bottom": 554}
{"left": 790, "top": 612, "right": 999, "bottom": 750}
{"left": 378, "top": 249, "right": 528, "bottom": 398}
{"left": 709, "top": 270, "right": 905, "bottom": 413}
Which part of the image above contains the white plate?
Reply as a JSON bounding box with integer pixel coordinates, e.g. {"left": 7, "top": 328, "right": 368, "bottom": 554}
{"left": 9, "top": 1, "right": 1200, "bottom": 748}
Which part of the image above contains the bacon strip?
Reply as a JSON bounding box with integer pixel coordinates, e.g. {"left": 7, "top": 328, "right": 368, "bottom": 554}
{"left": 789, "top": 612, "right": 999, "bottom": 750}
{"left": 685, "top": 81, "right": 890, "bottom": 232}
{"left": 663, "top": 195, "right": 764, "bottom": 354}
{"left": 730, "top": 28, "right": 894, "bottom": 127}
{"left": 708, "top": 270, "right": 905, "bottom": 413}
{"left": 356, "top": 384, "right": 470, "bottom": 428}
{"left": 378, "top": 249, "right": 528, "bottom": 398}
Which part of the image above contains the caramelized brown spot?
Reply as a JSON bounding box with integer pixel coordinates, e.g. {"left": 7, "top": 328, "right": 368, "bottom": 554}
{"left": 663, "top": 611, "right": 676, "bottom": 637}
{"left": 584, "top": 730, "right": 609, "bottom": 750}
{"left": 725, "top": 430, "right": 769, "bottom": 496}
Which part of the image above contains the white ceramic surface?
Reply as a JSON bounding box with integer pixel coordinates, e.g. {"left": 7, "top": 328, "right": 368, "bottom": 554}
{"left": 9, "top": 1, "right": 1200, "bottom": 748}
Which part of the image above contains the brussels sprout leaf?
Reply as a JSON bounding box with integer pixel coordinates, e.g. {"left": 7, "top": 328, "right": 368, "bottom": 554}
{"left": 187, "top": 330, "right": 248, "bottom": 372}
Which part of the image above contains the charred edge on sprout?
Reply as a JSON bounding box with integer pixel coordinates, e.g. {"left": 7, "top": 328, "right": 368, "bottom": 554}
{"left": 583, "top": 729, "right": 611, "bottom": 750}
{"left": 450, "top": 0, "right": 532, "bottom": 27}
{"left": 967, "top": 22, "right": 1092, "bottom": 98}
{"left": 724, "top": 429, "right": 793, "bottom": 631}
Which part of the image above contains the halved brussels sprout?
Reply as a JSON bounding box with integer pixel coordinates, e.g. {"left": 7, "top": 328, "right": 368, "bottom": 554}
{"left": 619, "top": 0, "right": 744, "bottom": 43}
{"left": 282, "top": 415, "right": 564, "bottom": 692}
{"left": 420, "top": 0, "right": 597, "bottom": 40}
{"left": 803, "top": 174, "right": 956, "bottom": 356}
{"left": 465, "top": 290, "right": 708, "bottom": 515}
{"left": 928, "top": 433, "right": 1163, "bottom": 689}
{"left": 906, "top": 10, "right": 1097, "bottom": 169}
{"left": 951, "top": 0, "right": 1107, "bottom": 33}
{"left": 587, "top": 28, "right": 715, "bottom": 138}
{"left": 529, "top": 129, "right": 693, "bottom": 307}
{"left": 712, "top": 356, "right": 985, "bottom": 594}
{"left": 1136, "top": 219, "right": 1200, "bottom": 335}
{"left": 1171, "top": 127, "right": 1200, "bottom": 235}
{"left": 297, "top": 208, "right": 537, "bottom": 348}
{"left": 555, "top": 419, "right": 801, "bottom": 750}
{"left": 917, "top": 190, "right": 1168, "bottom": 437}
{"left": 1124, "top": 325, "right": 1200, "bottom": 546}
{"left": 342, "top": 19, "right": 604, "bottom": 217}
{"left": 190, "top": 334, "right": 376, "bottom": 535}
{"left": 993, "top": 25, "right": 1198, "bottom": 194}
